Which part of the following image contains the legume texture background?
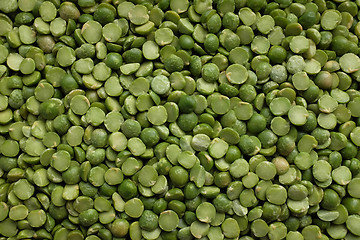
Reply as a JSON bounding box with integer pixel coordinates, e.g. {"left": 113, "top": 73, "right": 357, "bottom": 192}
{"left": 1, "top": 0, "right": 360, "bottom": 239}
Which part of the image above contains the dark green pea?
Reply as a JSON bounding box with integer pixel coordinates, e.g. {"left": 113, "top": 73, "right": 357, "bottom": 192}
{"left": 39, "top": 99, "right": 64, "bottom": 120}
{"left": 178, "top": 35, "right": 194, "bottom": 50}
{"left": 153, "top": 198, "right": 168, "bottom": 215}
{"left": 321, "top": 189, "right": 341, "bottom": 210}
{"left": 268, "top": 46, "right": 287, "bottom": 64}
{"left": 140, "top": 128, "right": 160, "bottom": 147}
{"left": 247, "top": 113, "right": 267, "bottom": 134}
{"left": 225, "top": 145, "right": 242, "bottom": 163}
{"left": 177, "top": 112, "right": 198, "bottom": 132}
{"left": 123, "top": 48, "right": 143, "bottom": 63}
{"left": 204, "top": 34, "right": 219, "bottom": 53}
{"left": 178, "top": 95, "right": 196, "bottom": 113}
{"left": 164, "top": 54, "right": 184, "bottom": 73}
{"left": 331, "top": 36, "right": 350, "bottom": 56}
{"left": 118, "top": 179, "right": 138, "bottom": 200}
{"left": 184, "top": 211, "right": 197, "bottom": 226}
{"left": 202, "top": 63, "right": 220, "bottom": 83}
{"left": 247, "top": 0, "right": 267, "bottom": 12}
{"left": 139, "top": 210, "right": 159, "bottom": 231}
{"left": 121, "top": 119, "right": 141, "bottom": 138}
{"left": 342, "top": 197, "right": 360, "bottom": 215}
{"left": 93, "top": 3, "right": 116, "bottom": 25}
{"left": 299, "top": 10, "right": 318, "bottom": 29}
{"left": 277, "top": 135, "right": 296, "bottom": 156}
{"left": 169, "top": 166, "right": 189, "bottom": 187}
{"left": 262, "top": 202, "right": 282, "bottom": 222}
{"left": 184, "top": 182, "right": 200, "bottom": 200}
{"left": 104, "top": 53, "right": 123, "bottom": 70}
{"left": 213, "top": 193, "right": 232, "bottom": 213}
{"left": 285, "top": 216, "right": 300, "bottom": 231}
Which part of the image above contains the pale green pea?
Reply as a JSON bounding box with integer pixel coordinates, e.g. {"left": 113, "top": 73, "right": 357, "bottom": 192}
{"left": 129, "top": 77, "right": 150, "bottom": 97}
{"left": 221, "top": 218, "right": 240, "bottom": 238}
{"left": 9, "top": 205, "right": 28, "bottom": 221}
{"left": 63, "top": 184, "right": 80, "bottom": 201}
{"left": 190, "top": 221, "right": 209, "bottom": 238}
{"left": 50, "top": 17, "right": 66, "bottom": 37}
{"left": 348, "top": 178, "right": 360, "bottom": 198}
{"left": 196, "top": 202, "right": 216, "bottom": 223}
{"left": 66, "top": 126, "right": 84, "bottom": 147}
{"left": 312, "top": 160, "right": 332, "bottom": 182}
{"left": 266, "top": 184, "right": 287, "bottom": 205}
{"left": 297, "top": 135, "right": 318, "bottom": 153}
{"left": 103, "top": 23, "right": 122, "bottom": 43}
{"left": 321, "top": 9, "right": 342, "bottom": 30}
{"left": 81, "top": 20, "right": 102, "bottom": 44}
{"left": 88, "top": 166, "right": 105, "bottom": 187}
{"left": 304, "top": 59, "right": 321, "bottom": 75}
{"left": 33, "top": 168, "right": 49, "bottom": 187}
{"left": 330, "top": 89, "right": 350, "bottom": 104}
{"left": 326, "top": 224, "right": 347, "bottom": 239}
{"left": 251, "top": 36, "right": 270, "bottom": 55}
{"left": 270, "top": 97, "right": 291, "bottom": 116}
{"left": 147, "top": 106, "right": 168, "bottom": 125}
{"left": 339, "top": 53, "right": 360, "bottom": 73}
{"left": 229, "top": 159, "right": 249, "bottom": 178}
{"left": 239, "top": 7, "right": 256, "bottom": 26}
{"left": 292, "top": 72, "right": 310, "bottom": 91}
{"left": 117, "top": 1, "right": 135, "bottom": 18}
{"left": 251, "top": 219, "right": 269, "bottom": 238}
{"left": 268, "top": 222, "right": 287, "bottom": 240}
{"left": 210, "top": 94, "right": 230, "bottom": 115}
{"left": 317, "top": 113, "right": 337, "bottom": 130}
{"left": 104, "top": 76, "right": 123, "bottom": 97}
{"left": 19, "top": 25, "right": 36, "bottom": 45}
{"left": 255, "top": 161, "right": 277, "bottom": 180}
{"left": 288, "top": 105, "right": 308, "bottom": 126}
{"left": 7, "top": 53, "right": 24, "bottom": 71}
{"left": 151, "top": 175, "right": 168, "bottom": 194}
{"left": 234, "top": 101, "right": 253, "bottom": 120}
{"left": 108, "top": 132, "right": 127, "bottom": 152}
{"left": 226, "top": 64, "right": 248, "bottom": 84}
{"left": 159, "top": 210, "right": 179, "bottom": 232}
{"left": 93, "top": 62, "right": 111, "bottom": 82}
{"left": 75, "top": 58, "right": 94, "bottom": 74}
{"left": 39, "top": 1, "right": 57, "bottom": 22}
{"left": 143, "top": 41, "right": 160, "bottom": 60}
{"left": 208, "top": 138, "right": 228, "bottom": 159}
{"left": 125, "top": 198, "right": 144, "bottom": 218}
{"left": 290, "top": 36, "right": 309, "bottom": 54}
{"left": 287, "top": 198, "right": 309, "bottom": 215}
{"left": 56, "top": 46, "right": 76, "bottom": 67}
{"left": 196, "top": 78, "right": 216, "bottom": 95}
{"left": 256, "top": 15, "right": 274, "bottom": 34}
{"left": 20, "top": 58, "right": 35, "bottom": 75}
{"left": 138, "top": 165, "right": 158, "bottom": 187}
{"left": 13, "top": 179, "right": 34, "bottom": 200}
{"left": 151, "top": 75, "right": 170, "bottom": 95}
{"left": 0, "top": 139, "right": 19, "bottom": 157}
{"left": 121, "top": 157, "right": 142, "bottom": 176}
{"left": 318, "top": 95, "right": 338, "bottom": 113}
{"left": 120, "top": 63, "right": 140, "bottom": 75}
{"left": 347, "top": 215, "right": 360, "bottom": 236}
{"left": 127, "top": 137, "right": 146, "bottom": 156}
{"left": 177, "top": 150, "right": 197, "bottom": 169}
{"left": 128, "top": 5, "right": 149, "bottom": 25}
{"left": 51, "top": 150, "right": 71, "bottom": 172}
{"left": 86, "top": 107, "right": 105, "bottom": 126}
{"left": 155, "top": 28, "right": 174, "bottom": 46}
